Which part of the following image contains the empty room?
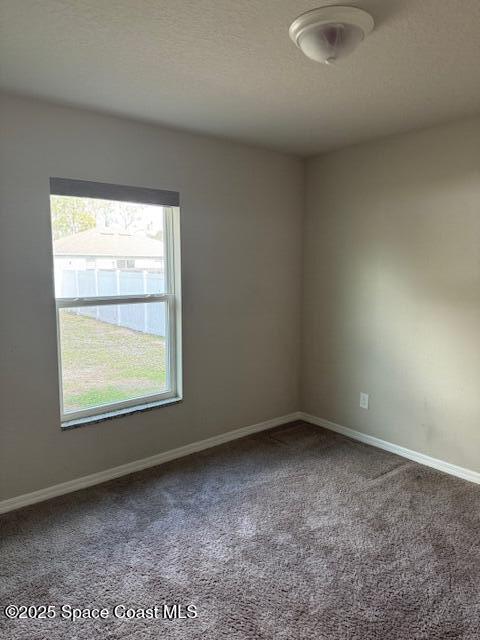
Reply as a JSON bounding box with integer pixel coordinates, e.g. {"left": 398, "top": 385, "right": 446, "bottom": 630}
{"left": 1, "top": 1, "right": 480, "bottom": 638}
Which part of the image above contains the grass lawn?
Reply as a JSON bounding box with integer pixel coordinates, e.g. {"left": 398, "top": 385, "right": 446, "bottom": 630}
{"left": 60, "top": 311, "right": 166, "bottom": 413}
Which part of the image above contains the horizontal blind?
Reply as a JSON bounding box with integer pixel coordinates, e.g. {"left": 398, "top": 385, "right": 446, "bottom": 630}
{"left": 50, "top": 178, "right": 179, "bottom": 207}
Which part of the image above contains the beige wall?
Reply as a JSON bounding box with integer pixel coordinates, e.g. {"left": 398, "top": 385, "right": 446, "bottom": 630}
{"left": 2, "top": 93, "right": 480, "bottom": 502}
{"left": 302, "top": 115, "right": 480, "bottom": 472}
{"left": 0, "top": 94, "right": 303, "bottom": 501}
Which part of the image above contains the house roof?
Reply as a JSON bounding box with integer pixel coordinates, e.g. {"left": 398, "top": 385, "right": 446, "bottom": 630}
{"left": 54, "top": 228, "right": 163, "bottom": 258}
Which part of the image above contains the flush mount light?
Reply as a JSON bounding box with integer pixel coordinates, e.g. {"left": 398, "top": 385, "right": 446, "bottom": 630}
{"left": 289, "top": 5, "right": 374, "bottom": 64}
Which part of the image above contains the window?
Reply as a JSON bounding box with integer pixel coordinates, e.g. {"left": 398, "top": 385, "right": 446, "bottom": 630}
{"left": 49, "top": 178, "right": 182, "bottom": 426}
{"left": 116, "top": 258, "right": 135, "bottom": 269}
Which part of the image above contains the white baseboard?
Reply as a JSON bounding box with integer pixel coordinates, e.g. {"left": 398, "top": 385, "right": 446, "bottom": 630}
{"left": 300, "top": 412, "right": 480, "bottom": 485}
{"left": 4, "top": 410, "right": 476, "bottom": 515}
{"left": 0, "top": 412, "right": 302, "bottom": 515}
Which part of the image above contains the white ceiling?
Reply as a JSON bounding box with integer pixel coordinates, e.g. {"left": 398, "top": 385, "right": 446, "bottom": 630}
{"left": 1, "top": 0, "right": 480, "bottom": 155}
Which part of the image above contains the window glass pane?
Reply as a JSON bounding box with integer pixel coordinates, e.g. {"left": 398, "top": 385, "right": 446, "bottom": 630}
{"left": 51, "top": 196, "right": 165, "bottom": 297}
{"left": 59, "top": 302, "right": 168, "bottom": 415}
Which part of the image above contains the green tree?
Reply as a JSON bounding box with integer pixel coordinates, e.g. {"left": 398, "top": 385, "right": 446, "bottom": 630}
{"left": 50, "top": 195, "right": 96, "bottom": 239}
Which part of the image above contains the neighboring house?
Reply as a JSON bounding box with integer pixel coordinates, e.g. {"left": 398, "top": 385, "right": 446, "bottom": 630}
{"left": 53, "top": 227, "right": 164, "bottom": 271}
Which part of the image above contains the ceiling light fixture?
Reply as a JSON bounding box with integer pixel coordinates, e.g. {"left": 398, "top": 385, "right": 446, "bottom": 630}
{"left": 289, "top": 5, "right": 374, "bottom": 64}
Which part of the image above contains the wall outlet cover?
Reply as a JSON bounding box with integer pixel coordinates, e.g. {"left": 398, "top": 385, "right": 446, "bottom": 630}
{"left": 360, "top": 392, "right": 369, "bottom": 409}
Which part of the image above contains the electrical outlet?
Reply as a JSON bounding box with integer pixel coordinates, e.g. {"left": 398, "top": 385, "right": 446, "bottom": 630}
{"left": 360, "top": 392, "right": 369, "bottom": 410}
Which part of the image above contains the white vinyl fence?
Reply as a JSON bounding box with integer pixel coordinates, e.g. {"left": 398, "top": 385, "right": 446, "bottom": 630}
{"left": 59, "top": 269, "right": 166, "bottom": 336}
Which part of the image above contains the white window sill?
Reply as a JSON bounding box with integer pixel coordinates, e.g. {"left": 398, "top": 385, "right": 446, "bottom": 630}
{"left": 61, "top": 396, "right": 183, "bottom": 430}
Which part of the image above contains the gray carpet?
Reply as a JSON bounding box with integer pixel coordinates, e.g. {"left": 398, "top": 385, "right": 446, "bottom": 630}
{"left": 1, "top": 421, "right": 480, "bottom": 639}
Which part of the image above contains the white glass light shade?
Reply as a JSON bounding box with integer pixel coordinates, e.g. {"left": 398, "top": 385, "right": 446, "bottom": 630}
{"left": 297, "top": 22, "right": 365, "bottom": 64}
{"left": 289, "top": 6, "right": 374, "bottom": 65}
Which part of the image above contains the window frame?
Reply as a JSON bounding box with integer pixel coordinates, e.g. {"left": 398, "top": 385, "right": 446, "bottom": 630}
{"left": 49, "top": 178, "right": 182, "bottom": 427}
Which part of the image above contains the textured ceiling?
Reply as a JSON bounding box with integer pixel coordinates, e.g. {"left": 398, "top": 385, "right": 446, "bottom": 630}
{"left": 1, "top": 0, "right": 480, "bottom": 155}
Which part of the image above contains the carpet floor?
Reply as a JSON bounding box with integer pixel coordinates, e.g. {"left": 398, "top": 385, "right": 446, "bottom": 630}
{"left": 1, "top": 421, "right": 480, "bottom": 639}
